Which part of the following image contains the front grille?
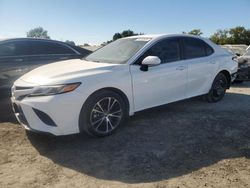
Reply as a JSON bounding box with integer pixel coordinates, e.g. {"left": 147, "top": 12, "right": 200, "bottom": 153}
{"left": 13, "top": 103, "right": 19, "bottom": 113}
{"left": 13, "top": 103, "right": 30, "bottom": 127}
{"left": 15, "top": 86, "right": 34, "bottom": 90}
{"left": 12, "top": 86, "right": 34, "bottom": 101}
{"left": 16, "top": 94, "right": 29, "bottom": 101}
{"left": 18, "top": 111, "right": 29, "bottom": 127}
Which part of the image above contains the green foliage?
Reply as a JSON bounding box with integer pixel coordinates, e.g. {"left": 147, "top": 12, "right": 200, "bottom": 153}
{"left": 112, "top": 30, "right": 141, "bottom": 41}
{"left": 102, "top": 30, "right": 142, "bottom": 45}
{"left": 210, "top": 26, "right": 250, "bottom": 45}
{"left": 27, "top": 27, "right": 50, "bottom": 39}
{"left": 121, "top": 30, "right": 135, "bottom": 38}
{"left": 228, "top": 26, "right": 250, "bottom": 45}
{"left": 210, "top": 29, "right": 230, "bottom": 45}
{"left": 113, "top": 33, "right": 123, "bottom": 41}
{"left": 183, "top": 29, "right": 203, "bottom": 36}
{"left": 65, "top": 40, "right": 75, "bottom": 46}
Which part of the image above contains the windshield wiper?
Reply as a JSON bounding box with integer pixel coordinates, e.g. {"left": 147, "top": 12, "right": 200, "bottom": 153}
{"left": 82, "top": 58, "right": 99, "bottom": 62}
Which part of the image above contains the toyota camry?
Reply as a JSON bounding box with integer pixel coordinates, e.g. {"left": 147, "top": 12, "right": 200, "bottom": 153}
{"left": 11, "top": 34, "right": 238, "bottom": 136}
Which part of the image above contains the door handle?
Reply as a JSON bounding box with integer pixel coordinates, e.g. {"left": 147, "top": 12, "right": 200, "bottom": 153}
{"left": 59, "top": 57, "right": 69, "bottom": 60}
{"left": 209, "top": 61, "right": 216, "bottom": 64}
{"left": 16, "top": 67, "right": 29, "bottom": 72}
{"left": 176, "top": 66, "right": 186, "bottom": 71}
{"left": 14, "top": 58, "right": 23, "bottom": 62}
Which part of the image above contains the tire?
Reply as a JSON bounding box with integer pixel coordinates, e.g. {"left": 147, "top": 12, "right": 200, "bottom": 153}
{"left": 233, "top": 80, "right": 244, "bottom": 84}
{"left": 204, "top": 73, "right": 228, "bottom": 103}
{"left": 79, "top": 90, "right": 128, "bottom": 137}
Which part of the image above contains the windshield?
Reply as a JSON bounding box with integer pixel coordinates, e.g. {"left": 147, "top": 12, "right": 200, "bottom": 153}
{"left": 85, "top": 37, "right": 151, "bottom": 64}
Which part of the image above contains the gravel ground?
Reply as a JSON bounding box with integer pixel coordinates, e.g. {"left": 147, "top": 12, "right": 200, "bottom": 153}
{"left": 0, "top": 83, "right": 250, "bottom": 188}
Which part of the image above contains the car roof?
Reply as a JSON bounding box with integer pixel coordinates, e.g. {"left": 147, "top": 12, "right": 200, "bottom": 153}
{"left": 127, "top": 33, "right": 205, "bottom": 40}
{"left": 0, "top": 38, "right": 93, "bottom": 56}
{"left": 0, "top": 37, "right": 67, "bottom": 44}
{"left": 127, "top": 34, "right": 216, "bottom": 51}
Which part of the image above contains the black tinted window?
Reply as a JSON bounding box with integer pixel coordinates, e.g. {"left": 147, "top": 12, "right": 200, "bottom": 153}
{"left": 29, "top": 41, "right": 76, "bottom": 55}
{"left": 142, "top": 38, "right": 181, "bottom": 64}
{"left": 205, "top": 43, "right": 214, "bottom": 56}
{"left": 14, "top": 41, "right": 33, "bottom": 55}
{"left": 183, "top": 38, "right": 206, "bottom": 59}
{"left": 0, "top": 42, "right": 16, "bottom": 56}
{"left": 1, "top": 40, "right": 77, "bottom": 56}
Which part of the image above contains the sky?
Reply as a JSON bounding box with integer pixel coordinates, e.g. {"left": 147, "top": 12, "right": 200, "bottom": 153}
{"left": 0, "top": 0, "right": 250, "bottom": 45}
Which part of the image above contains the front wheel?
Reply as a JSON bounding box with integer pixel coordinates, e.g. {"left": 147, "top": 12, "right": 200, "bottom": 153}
{"left": 204, "top": 73, "right": 228, "bottom": 103}
{"left": 79, "top": 90, "right": 128, "bottom": 137}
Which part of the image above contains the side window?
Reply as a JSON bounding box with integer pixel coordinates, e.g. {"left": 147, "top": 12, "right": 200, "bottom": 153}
{"left": 204, "top": 43, "right": 214, "bottom": 56}
{"left": 36, "top": 42, "right": 76, "bottom": 55}
{"left": 13, "top": 41, "right": 77, "bottom": 56}
{"left": 0, "top": 42, "right": 16, "bottom": 56}
{"left": 15, "top": 41, "right": 34, "bottom": 56}
{"left": 136, "top": 38, "right": 181, "bottom": 64}
{"left": 183, "top": 38, "right": 206, "bottom": 59}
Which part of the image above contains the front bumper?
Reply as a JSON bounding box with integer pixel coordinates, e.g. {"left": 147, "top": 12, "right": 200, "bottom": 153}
{"left": 11, "top": 88, "right": 85, "bottom": 136}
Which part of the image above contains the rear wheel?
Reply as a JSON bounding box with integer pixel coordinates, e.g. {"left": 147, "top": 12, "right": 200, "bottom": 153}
{"left": 233, "top": 80, "right": 244, "bottom": 84}
{"left": 204, "top": 73, "right": 228, "bottom": 103}
{"left": 79, "top": 90, "right": 128, "bottom": 137}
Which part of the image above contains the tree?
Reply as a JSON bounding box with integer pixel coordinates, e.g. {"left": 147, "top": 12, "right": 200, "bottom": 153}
{"left": 112, "top": 30, "right": 141, "bottom": 41}
{"left": 188, "top": 29, "right": 203, "bottom": 36}
{"left": 102, "top": 30, "right": 142, "bottom": 45}
{"left": 210, "top": 29, "right": 230, "bottom": 45}
{"left": 113, "top": 33, "right": 123, "bottom": 41}
{"left": 65, "top": 40, "right": 75, "bottom": 46}
{"left": 183, "top": 29, "right": 203, "bottom": 36}
{"left": 27, "top": 27, "right": 50, "bottom": 39}
{"left": 210, "top": 27, "right": 250, "bottom": 45}
{"left": 228, "top": 26, "right": 250, "bottom": 45}
{"left": 121, "top": 30, "right": 135, "bottom": 37}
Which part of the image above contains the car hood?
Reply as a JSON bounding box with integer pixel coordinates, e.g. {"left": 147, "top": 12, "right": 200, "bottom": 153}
{"left": 17, "top": 59, "right": 117, "bottom": 85}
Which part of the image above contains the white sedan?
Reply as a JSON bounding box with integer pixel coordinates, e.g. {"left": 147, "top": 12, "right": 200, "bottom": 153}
{"left": 12, "top": 34, "right": 238, "bottom": 136}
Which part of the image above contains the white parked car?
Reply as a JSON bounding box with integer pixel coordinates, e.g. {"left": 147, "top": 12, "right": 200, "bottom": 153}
{"left": 12, "top": 34, "right": 238, "bottom": 136}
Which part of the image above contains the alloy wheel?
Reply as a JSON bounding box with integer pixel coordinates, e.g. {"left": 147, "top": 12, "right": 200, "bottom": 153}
{"left": 90, "top": 97, "right": 122, "bottom": 134}
{"left": 213, "top": 79, "right": 227, "bottom": 97}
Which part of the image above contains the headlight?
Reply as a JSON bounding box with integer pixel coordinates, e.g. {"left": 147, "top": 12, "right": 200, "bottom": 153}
{"left": 29, "top": 83, "right": 81, "bottom": 97}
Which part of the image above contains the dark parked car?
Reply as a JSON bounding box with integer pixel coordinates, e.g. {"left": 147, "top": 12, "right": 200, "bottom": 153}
{"left": 0, "top": 38, "right": 91, "bottom": 96}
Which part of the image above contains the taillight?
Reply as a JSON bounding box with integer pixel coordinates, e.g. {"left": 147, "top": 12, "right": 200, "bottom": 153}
{"left": 232, "top": 56, "right": 238, "bottom": 62}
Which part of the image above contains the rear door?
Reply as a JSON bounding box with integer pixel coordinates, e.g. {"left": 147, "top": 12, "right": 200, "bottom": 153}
{"left": 181, "top": 37, "right": 217, "bottom": 97}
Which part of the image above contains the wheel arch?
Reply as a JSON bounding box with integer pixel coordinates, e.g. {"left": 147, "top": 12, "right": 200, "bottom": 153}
{"left": 78, "top": 87, "right": 131, "bottom": 134}
{"left": 84, "top": 87, "right": 130, "bottom": 114}
{"left": 218, "top": 70, "right": 231, "bottom": 89}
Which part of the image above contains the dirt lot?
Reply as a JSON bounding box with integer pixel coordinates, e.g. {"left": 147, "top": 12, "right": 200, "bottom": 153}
{"left": 0, "top": 83, "right": 250, "bottom": 188}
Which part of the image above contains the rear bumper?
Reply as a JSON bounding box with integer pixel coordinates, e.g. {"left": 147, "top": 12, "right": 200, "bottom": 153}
{"left": 231, "top": 72, "right": 237, "bottom": 82}
{"left": 235, "top": 66, "right": 250, "bottom": 81}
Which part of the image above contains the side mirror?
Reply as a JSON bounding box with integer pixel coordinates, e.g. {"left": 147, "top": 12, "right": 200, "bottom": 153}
{"left": 140, "top": 56, "right": 161, "bottom": 71}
